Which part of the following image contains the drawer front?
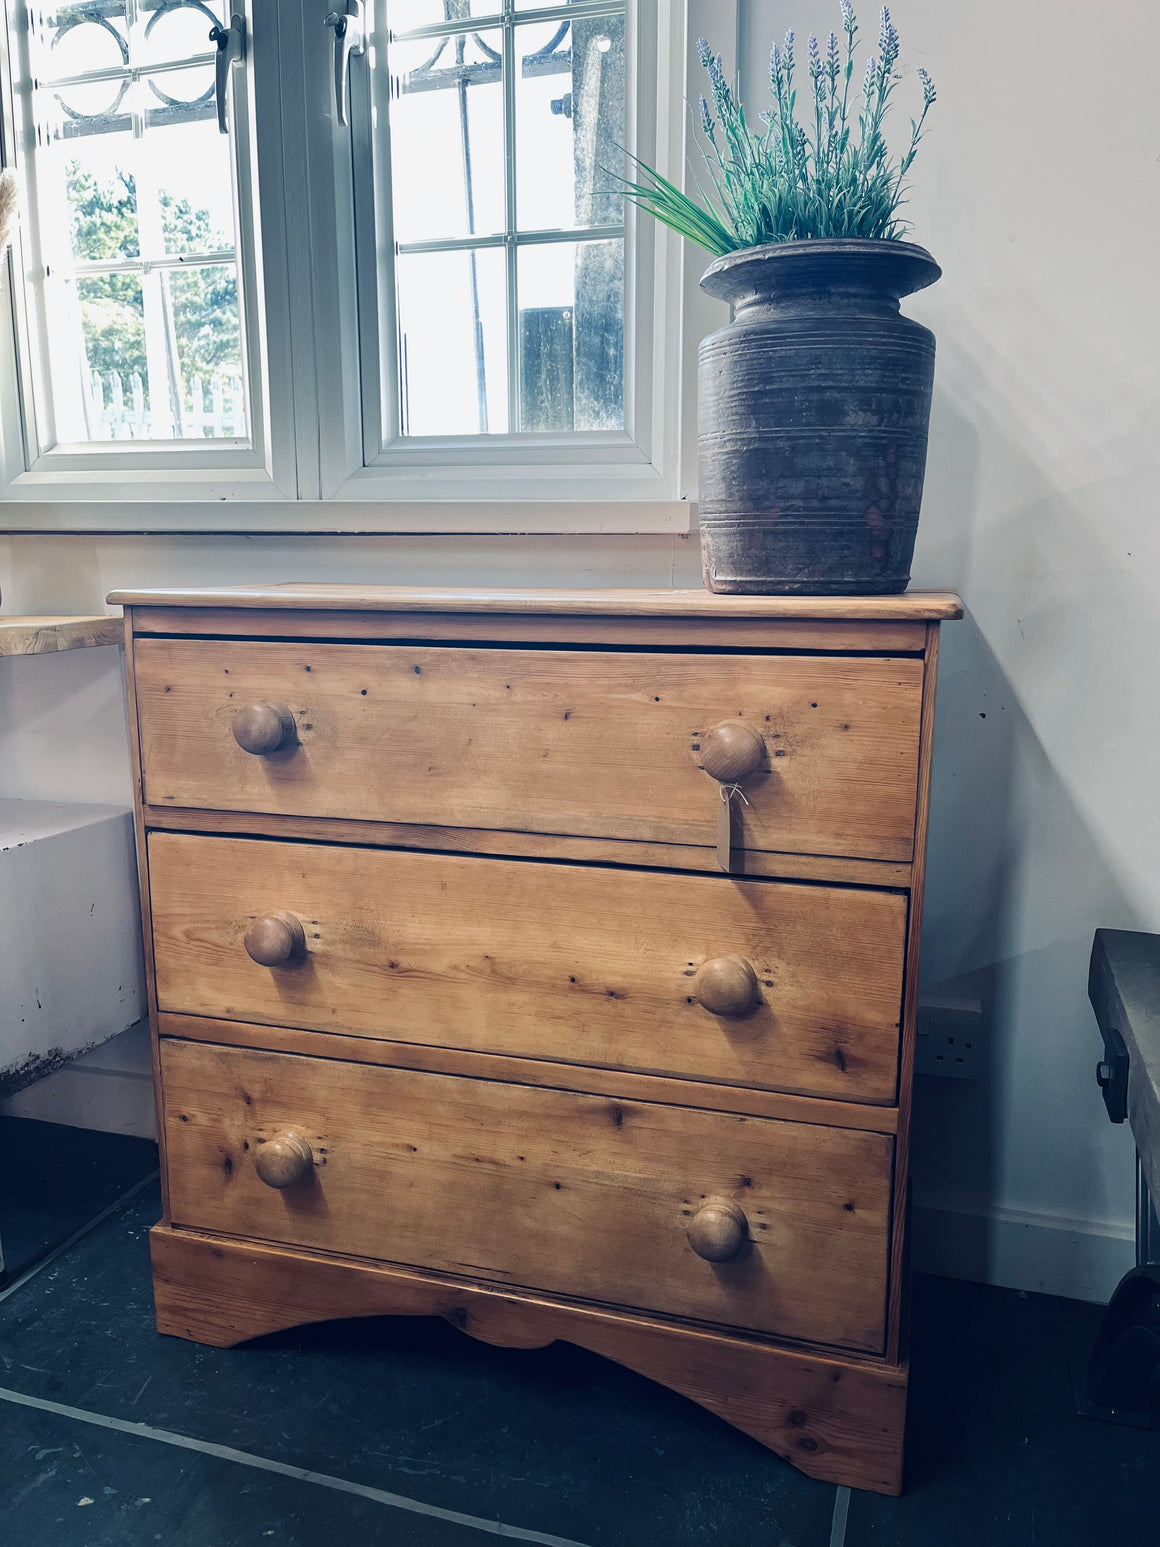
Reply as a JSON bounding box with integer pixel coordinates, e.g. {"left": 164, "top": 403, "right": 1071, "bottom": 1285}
{"left": 135, "top": 638, "right": 923, "bottom": 862}
{"left": 150, "top": 833, "right": 907, "bottom": 1104}
{"left": 160, "top": 1040, "right": 892, "bottom": 1351}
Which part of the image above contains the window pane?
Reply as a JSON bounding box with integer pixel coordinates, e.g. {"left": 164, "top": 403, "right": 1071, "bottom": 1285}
{"left": 380, "top": 0, "right": 627, "bottom": 443}
{"left": 388, "top": 1, "right": 498, "bottom": 32}
{"left": 40, "top": 7, "right": 129, "bottom": 83}
{"left": 168, "top": 265, "right": 246, "bottom": 439}
{"left": 19, "top": 0, "right": 249, "bottom": 446}
{"left": 144, "top": 71, "right": 237, "bottom": 256}
{"left": 76, "top": 274, "right": 149, "bottom": 440}
{"left": 138, "top": 0, "right": 226, "bottom": 67}
{"left": 515, "top": 17, "right": 624, "bottom": 231}
{"left": 388, "top": 30, "right": 505, "bottom": 243}
{"left": 397, "top": 247, "right": 508, "bottom": 436}
{"left": 518, "top": 240, "right": 623, "bottom": 432}
{"left": 64, "top": 140, "right": 140, "bottom": 263}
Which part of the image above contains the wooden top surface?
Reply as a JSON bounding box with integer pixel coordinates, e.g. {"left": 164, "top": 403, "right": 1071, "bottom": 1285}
{"left": 107, "top": 583, "right": 963, "bottom": 621}
{"left": 0, "top": 615, "right": 124, "bottom": 655}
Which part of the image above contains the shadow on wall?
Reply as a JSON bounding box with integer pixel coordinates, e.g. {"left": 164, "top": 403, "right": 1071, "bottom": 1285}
{"left": 911, "top": 358, "right": 1153, "bottom": 1293}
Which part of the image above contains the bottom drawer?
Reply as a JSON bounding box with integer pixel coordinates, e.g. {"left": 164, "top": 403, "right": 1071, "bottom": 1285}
{"left": 160, "top": 1040, "right": 893, "bottom": 1353}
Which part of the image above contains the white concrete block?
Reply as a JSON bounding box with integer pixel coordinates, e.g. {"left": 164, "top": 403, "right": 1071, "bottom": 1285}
{"left": 1, "top": 1020, "right": 156, "bottom": 1139}
{"left": 0, "top": 799, "right": 145, "bottom": 1088}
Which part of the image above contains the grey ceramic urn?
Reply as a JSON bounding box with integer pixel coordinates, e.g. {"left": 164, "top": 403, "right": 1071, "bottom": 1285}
{"left": 697, "top": 237, "right": 941, "bottom": 594}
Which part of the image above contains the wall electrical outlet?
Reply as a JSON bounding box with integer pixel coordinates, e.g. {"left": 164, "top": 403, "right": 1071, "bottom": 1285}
{"left": 914, "top": 995, "right": 984, "bottom": 1080}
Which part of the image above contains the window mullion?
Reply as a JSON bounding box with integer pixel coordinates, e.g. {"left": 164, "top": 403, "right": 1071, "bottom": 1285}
{"left": 502, "top": 0, "right": 519, "bottom": 435}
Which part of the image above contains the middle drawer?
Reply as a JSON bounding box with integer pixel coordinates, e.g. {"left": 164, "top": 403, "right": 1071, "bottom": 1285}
{"left": 149, "top": 833, "right": 906, "bottom": 1103}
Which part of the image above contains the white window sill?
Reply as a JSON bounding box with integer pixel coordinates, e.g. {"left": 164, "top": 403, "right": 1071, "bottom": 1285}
{"left": 0, "top": 497, "right": 697, "bottom": 534}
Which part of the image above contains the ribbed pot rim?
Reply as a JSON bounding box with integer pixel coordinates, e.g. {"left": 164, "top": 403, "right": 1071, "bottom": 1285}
{"left": 700, "top": 237, "right": 941, "bottom": 306}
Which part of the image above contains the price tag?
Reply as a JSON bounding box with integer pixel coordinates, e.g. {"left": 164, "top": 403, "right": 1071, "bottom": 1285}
{"left": 715, "top": 784, "right": 749, "bottom": 872}
{"left": 717, "top": 786, "right": 733, "bottom": 872}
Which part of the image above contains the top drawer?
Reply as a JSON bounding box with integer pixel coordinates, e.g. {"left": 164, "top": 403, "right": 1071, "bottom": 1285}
{"left": 135, "top": 638, "right": 924, "bottom": 862}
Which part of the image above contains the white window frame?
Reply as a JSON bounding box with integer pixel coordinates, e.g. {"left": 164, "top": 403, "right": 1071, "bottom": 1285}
{"left": 0, "top": 0, "right": 733, "bottom": 531}
{"left": 0, "top": 0, "right": 298, "bottom": 506}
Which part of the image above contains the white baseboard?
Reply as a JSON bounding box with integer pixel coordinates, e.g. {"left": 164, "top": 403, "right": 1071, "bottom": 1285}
{"left": 912, "top": 1200, "right": 1135, "bottom": 1304}
{"left": 0, "top": 1020, "right": 155, "bottom": 1140}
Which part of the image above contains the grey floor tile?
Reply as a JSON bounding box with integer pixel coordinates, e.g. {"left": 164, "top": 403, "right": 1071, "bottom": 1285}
{"left": 0, "top": 1116, "right": 157, "bottom": 1283}
{"left": 0, "top": 1185, "right": 834, "bottom": 1547}
{"left": 0, "top": 1397, "right": 506, "bottom": 1547}
{"left": 845, "top": 1275, "right": 1160, "bottom": 1547}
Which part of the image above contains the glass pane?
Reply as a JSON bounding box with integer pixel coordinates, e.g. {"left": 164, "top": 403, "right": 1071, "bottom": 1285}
{"left": 77, "top": 274, "right": 150, "bottom": 440}
{"left": 33, "top": 6, "right": 129, "bottom": 82}
{"left": 137, "top": 0, "right": 226, "bottom": 67}
{"left": 388, "top": 30, "right": 504, "bottom": 243}
{"left": 397, "top": 247, "right": 507, "bottom": 435}
{"left": 22, "top": 0, "right": 249, "bottom": 446}
{"left": 144, "top": 73, "right": 236, "bottom": 254}
{"left": 143, "top": 60, "right": 217, "bottom": 121}
{"left": 63, "top": 139, "right": 140, "bottom": 263}
{"left": 516, "top": 16, "right": 624, "bottom": 231}
{"left": 388, "top": 1, "right": 499, "bottom": 33}
{"left": 167, "top": 265, "right": 246, "bottom": 438}
{"left": 517, "top": 240, "right": 622, "bottom": 432}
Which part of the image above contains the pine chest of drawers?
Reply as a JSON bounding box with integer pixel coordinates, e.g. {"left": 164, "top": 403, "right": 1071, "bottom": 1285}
{"left": 111, "top": 583, "right": 961, "bottom": 1496}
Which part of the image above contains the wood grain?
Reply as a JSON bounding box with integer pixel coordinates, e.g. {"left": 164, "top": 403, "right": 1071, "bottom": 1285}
{"left": 149, "top": 833, "right": 907, "bottom": 1103}
{"left": 0, "top": 614, "right": 123, "bottom": 654}
{"left": 160, "top": 1039, "right": 893, "bottom": 1351}
{"left": 135, "top": 638, "right": 925, "bottom": 861}
{"left": 126, "top": 606, "right": 929, "bottom": 653}
{"left": 108, "top": 582, "right": 964, "bottom": 620}
{"left": 156, "top": 1013, "right": 901, "bottom": 1133}
{"left": 150, "top": 1224, "right": 908, "bottom": 1494}
{"left": 141, "top": 804, "right": 914, "bottom": 888}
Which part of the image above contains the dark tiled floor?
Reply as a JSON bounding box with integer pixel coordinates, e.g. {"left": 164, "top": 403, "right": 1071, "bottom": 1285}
{"left": 1, "top": 1131, "right": 1158, "bottom": 1547}
{"left": 848, "top": 1277, "right": 1160, "bottom": 1546}
{"left": 0, "top": 1186, "right": 833, "bottom": 1547}
{"left": 1, "top": 1400, "right": 492, "bottom": 1547}
{"left": 0, "top": 1115, "right": 158, "bottom": 1282}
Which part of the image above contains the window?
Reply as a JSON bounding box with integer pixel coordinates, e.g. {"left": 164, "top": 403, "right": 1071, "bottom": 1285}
{"left": 384, "top": 3, "right": 626, "bottom": 438}
{"left": 0, "top": 1, "right": 725, "bottom": 527}
{"left": 20, "top": 1, "right": 247, "bottom": 445}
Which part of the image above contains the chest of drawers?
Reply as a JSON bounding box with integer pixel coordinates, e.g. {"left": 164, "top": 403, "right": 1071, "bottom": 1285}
{"left": 112, "top": 583, "right": 961, "bottom": 1496}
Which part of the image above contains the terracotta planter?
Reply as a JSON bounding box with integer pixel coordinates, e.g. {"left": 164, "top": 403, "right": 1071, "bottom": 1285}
{"left": 697, "top": 238, "right": 941, "bottom": 595}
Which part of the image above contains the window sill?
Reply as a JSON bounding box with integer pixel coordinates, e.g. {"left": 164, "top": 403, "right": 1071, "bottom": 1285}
{"left": 0, "top": 498, "right": 697, "bottom": 535}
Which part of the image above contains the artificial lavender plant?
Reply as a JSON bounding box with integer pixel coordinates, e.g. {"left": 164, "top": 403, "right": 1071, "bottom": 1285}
{"left": 620, "top": 3, "right": 936, "bottom": 255}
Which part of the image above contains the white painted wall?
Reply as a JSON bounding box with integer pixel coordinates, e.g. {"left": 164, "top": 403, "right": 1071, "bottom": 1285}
{"left": 3, "top": 0, "right": 1157, "bottom": 1298}
{"left": 741, "top": 0, "right": 1158, "bottom": 1295}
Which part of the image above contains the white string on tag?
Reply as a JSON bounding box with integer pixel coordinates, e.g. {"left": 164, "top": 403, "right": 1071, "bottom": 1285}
{"left": 716, "top": 783, "right": 750, "bottom": 872}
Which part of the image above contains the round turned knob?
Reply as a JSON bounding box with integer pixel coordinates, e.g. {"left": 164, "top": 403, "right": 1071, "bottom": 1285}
{"left": 232, "top": 700, "right": 297, "bottom": 756}
{"left": 255, "top": 1130, "right": 314, "bottom": 1189}
{"left": 694, "top": 956, "right": 760, "bottom": 1018}
{"left": 244, "top": 910, "right": 306, "bottom": 968}
{"left": 700, "top": 721, "right": 766, "bottom": 784}
{"left": 688, "top": 1197, "right": 749, "bottom": 1262}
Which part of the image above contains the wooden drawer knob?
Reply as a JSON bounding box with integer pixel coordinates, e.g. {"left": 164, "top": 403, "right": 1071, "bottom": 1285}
{"left": 700, "top": 721, "right": 765, "bottom": 784}
{"left": 233, "top": 700, "right": 297, "bottom": 756}
{"left": 244, "top": 910, "right": 306, "bottom": 967}
{"left": 255, "top": 1130, "right": 314, "bottom": 1189}
{"left": 694, "top": 956, "right": 760, "bottom": 1017}
{"left": 688, "top": 1197, "right": 749, "bottom": 1262}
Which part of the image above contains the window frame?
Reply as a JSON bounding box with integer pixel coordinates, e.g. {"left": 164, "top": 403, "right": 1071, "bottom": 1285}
{"left": 0, "top": 0, "right": 733, "bottom": 531}
{"left": 316, "top": 0, "right": 690, "bottom": 513}
{"left": 0, "top": 0, "right": 299, "bottom": 504}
